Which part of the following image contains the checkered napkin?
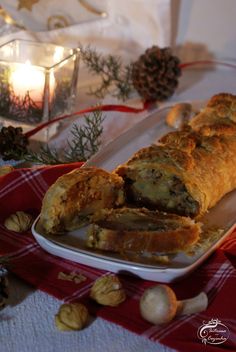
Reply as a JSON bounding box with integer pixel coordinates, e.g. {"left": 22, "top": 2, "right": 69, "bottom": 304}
{"left": 0, "top": 164, "right": 236, "bottom": 352}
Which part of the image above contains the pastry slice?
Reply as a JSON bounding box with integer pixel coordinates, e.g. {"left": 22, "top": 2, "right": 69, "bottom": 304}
{"left": 39, "top": 167, "right": 125, "bottom": 234}
{"left": 87, "top": 207, "right": 201, "bottom": 254}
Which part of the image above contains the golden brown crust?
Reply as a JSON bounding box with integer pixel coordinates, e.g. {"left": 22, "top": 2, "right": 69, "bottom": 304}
{"left": 117, "top": 144, "right": 195, "bottom": 173}
{"left": 39, "top": 93, "right": 236, "bottom": 256}
{"left": 115, "top": 93, "right": 236, "bottom": 218}
{"left": 190, "top": 93, "right": 236, "bottom": 135}
{"left": 87, "top": 207, "right": 201, "bottom": 253}
{"left": 39, "top": 167, "right": 125, "bottom": 234}
{"left": 159, "top": 128, "right": 199, "bottom": 153}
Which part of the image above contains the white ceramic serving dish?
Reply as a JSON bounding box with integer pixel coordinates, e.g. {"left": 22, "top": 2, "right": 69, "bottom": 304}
{"left": 32, "top": 102, "right": 236, "bottom": 282}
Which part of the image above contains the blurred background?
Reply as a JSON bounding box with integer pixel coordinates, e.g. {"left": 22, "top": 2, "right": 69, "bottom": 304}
{"left": 0, "top": 0, "right": 236, "bottom": 61}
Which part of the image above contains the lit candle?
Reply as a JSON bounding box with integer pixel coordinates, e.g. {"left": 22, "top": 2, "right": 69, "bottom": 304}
{"left": 10, "top": 60, "right": 55, "bottom": 108}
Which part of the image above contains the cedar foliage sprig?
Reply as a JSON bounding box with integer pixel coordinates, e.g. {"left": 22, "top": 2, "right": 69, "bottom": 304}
{"left": 24, "top": 110, "right": 105, "bottom": 164}
{"left": 80, "top": 45, "right": 133, "bottom": 101}
{"left": 24, "top": 144, "right": 61, "bottom": 165}
{"left": 64, "top": 110, "right": 105, "bottom": 161}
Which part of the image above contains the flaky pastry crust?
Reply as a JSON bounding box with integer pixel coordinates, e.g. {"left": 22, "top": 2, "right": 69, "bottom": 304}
{"left": 39, "top": 167, "right": 124, "bottom": 234}
{"left": 87, "top": 207, "right": 201, "bottom": 253}
{"left": 115, "top": 93, "right": 236, "bottom": 218}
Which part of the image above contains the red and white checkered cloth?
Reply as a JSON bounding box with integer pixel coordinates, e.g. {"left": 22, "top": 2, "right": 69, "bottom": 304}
{"left": 0, "top": 163, "right": 236, "bottom": 352}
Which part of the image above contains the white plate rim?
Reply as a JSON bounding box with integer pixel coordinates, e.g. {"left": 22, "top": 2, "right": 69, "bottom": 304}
{"left": 31, "top": 216, "right": 236, "bottom": 282}
{"left": 31, "top": 100, "right": 236, "bottom": 282}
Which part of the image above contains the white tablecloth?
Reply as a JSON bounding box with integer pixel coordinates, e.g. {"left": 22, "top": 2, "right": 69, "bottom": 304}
{"left": 1, "top": 274, "right": 173, "bottom": 352}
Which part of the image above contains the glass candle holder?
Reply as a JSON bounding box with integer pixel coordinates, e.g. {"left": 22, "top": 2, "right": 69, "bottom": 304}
{"left": 0, "top": 39, "right": 80, "bottom": 142}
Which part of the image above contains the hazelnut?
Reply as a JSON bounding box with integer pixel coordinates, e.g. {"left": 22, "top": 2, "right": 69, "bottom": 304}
{"left": 4, "top": 211, "right": 34, "bottom": 232}
{"left": 55, "top": 303, "right": 89, "bottom": 331}
{"left": 90, "top": 275, "right": 126, "bottom": 307}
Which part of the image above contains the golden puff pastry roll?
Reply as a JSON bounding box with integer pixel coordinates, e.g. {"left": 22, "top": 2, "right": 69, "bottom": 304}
{"left": 116, "top": 94, "right": 236, "bottom": 218}
{"left": 189, "top": 93, "right": 236, "bottom": 136}
{"left": 87, "top": 207, "right": 201, "bottom": 254}
{"left": 39, "top": 167, "right": 125, "bottom": 235}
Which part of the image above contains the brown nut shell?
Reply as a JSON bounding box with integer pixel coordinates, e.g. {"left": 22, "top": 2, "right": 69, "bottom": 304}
{"left": 90, "top": 275, "right": 126, "bottom": 307}
{"left": 55, "top": 303, "right": 89, "bottom": 331}
{"left": 4, "top": 211, "right": 34, "bottom": 232}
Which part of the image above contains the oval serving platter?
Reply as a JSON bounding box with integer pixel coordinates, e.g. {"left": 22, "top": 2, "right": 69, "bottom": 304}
{"left": 31, "top": 101, "right": 236, "bottom": 282}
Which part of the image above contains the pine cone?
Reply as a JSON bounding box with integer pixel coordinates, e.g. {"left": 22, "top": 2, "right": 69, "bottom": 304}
{"left": 0, "top": 126, "right": 29, "bottom": 160}
{"left": 132, "top": 46, "right": 181, "bottom": 101}
{"left": 0, "top": 265, "right": 9, "bottom": 309}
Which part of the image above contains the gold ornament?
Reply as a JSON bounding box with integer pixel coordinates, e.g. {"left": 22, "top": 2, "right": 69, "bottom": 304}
{"left": 79, "top": 0, "right": 107, "bottom": 17}
{"left": 90, "top": 275, "right": 126, "bottom": 307}
{"left": 17, "top": 0, "right": 40, "bottom": 11}
{"left": 0, "top": 7, "right": 25, "bottom": 28}
{"left": 47, "top": 15, "right": 69, "bottom": 30}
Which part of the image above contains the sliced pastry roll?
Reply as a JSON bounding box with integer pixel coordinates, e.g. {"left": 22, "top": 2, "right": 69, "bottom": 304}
{"left": 87, "top": 207, "right": 201, "bottom": 254}
{"left": 39, "top": 167, "right": 125, "bottom": 234}
{"left": 116, "top": 93, "right": 236, "bottom": 218}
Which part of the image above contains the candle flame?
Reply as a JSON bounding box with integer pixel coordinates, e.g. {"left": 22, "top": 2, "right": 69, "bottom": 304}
{"left": 10, "top": 61, "right": 45, "bottom": 106}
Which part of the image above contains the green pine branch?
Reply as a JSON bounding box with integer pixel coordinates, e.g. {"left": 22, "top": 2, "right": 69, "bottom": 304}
{"left": 64, "top": 110, "right": 104, "bottom": 161}
{"left": 80, "top": 45, "right": 134, "bottom": 101}
{"left": 24, "top": 109, "right": 105, "bottom": 165}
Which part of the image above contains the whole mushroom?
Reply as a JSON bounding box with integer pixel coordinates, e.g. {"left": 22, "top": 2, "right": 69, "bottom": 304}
{"left": 165, "top": 103, "right": 193, "bottom": 129}
{"left": 140, "top": 284, "right": 208, "bottom": 325}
